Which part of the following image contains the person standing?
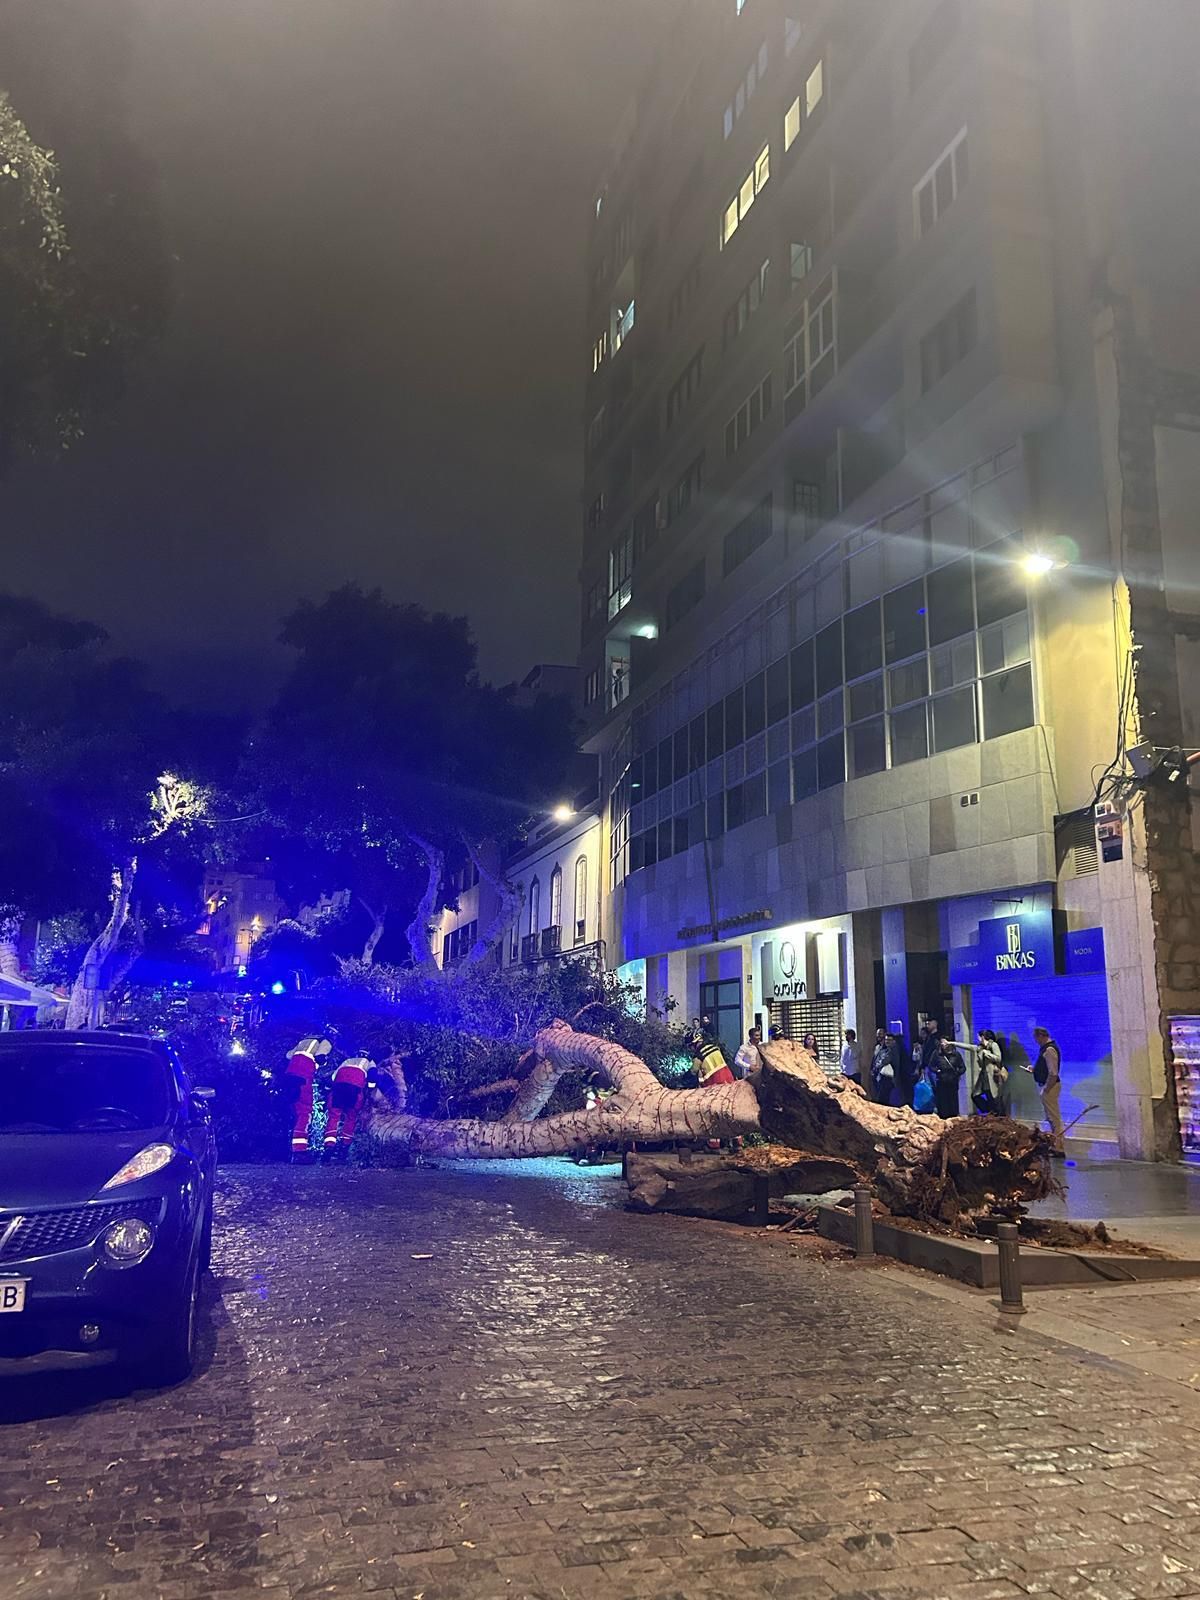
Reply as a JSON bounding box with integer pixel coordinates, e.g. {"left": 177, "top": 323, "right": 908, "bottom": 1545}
{"left": 734, "top": 1026, "right": 763, "bottom": 1079}
{"left": 801, "top": 1030, "right": 820, "bottom": 1064}
{"left": 976, "top": 1030, "right": 1006, "bottom": 1115}
{"left": 840, "top": 1028, "right": 862, "bottom": 1086}
{"left": 932, "top": 1036, "right": 967, "bottom": 1119}
{"left": 690, "top": 1026, "right": 735, "bottom": 1088}
{"left": 282, "top": 1036, "right": 332, "bottom": 1161}
{"left": 870, "top": 1030, "right": 897, "bottom": 1104}
{"left": 1031, "top": 1026, "right": 1065, "bottom": 1155}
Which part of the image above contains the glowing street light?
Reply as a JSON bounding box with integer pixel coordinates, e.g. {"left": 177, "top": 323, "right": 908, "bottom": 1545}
{"left": 1022, "top": 551, "right": 1058, "bottom": 579}
{"left": 553, "top": 804, "right": 575, "bottom": 823}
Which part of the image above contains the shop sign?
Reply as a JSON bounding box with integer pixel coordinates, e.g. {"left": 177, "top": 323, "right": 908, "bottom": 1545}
{"left": 772, "top": 938, "right": 807, "bottom": 1001}
{"left": 677, "top": 907, "right": 772, "bottom": 941}
{"left": 1062, "top": 926, "right": 1105, "bottom": 976}
{"left": 949, "top": 910, "right": 1055, "bottom": 984}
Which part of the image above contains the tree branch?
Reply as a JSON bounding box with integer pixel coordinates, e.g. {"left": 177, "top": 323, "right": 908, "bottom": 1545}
{"left": 404, "top": 835, "right": 443, "bottom": 971}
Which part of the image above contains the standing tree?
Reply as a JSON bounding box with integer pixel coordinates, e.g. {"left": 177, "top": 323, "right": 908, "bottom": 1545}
{"left": 0, "top": 0, "right": 166, "bottom": 467}
{"left": 248, "top": 586, "right": 577, "bottom": 969}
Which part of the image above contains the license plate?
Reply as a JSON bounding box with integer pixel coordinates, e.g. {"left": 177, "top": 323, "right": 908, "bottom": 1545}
{"left": 0, "top": 1280, "right": 28, "bottom": 1313}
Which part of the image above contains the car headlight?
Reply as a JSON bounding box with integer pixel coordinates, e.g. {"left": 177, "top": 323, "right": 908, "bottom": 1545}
{"left": 101, "top": 1217, "right": 155, "bottom": 1266}
{"left": 101, "top": 1144, "right": 175, "bottom": 1190}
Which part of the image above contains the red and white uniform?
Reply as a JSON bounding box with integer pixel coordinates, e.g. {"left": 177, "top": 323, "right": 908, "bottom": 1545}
{"left": 284, "top": 1037, "right": 330, "bottom": 1156}
{"left": 324, "top": 1056, "right": 372, "bottom": 1150}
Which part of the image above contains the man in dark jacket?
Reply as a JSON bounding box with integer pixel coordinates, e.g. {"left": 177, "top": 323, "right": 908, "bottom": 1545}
{"left": 933, "top": 1036, "right": 967, "bottom": 1119}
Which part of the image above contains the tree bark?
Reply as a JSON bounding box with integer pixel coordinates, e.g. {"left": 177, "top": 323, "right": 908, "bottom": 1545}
{"left": 404, "top": 836, "right": 443, "bottom": 971}
{"left": 368, "top": 1027, "right": 1054, "bottom": 1224}
{"left": 0, "top": 906, "right": 22, "bottom": 979}
{"left": 65, "top": 857, "right": 137, "bottom": 1029}
{"left": 466, "top": 841, "right": 521, "bottom": 965}
{"left": 370, "top": 1020, "right": 760, "bottom": 1156}
{"left": 358, "top": 898, "right": 387, "bottom": 964}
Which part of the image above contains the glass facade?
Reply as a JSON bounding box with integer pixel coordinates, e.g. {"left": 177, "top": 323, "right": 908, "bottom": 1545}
{"left": 608, "top": 448, "right": 1035, "bottom": 885}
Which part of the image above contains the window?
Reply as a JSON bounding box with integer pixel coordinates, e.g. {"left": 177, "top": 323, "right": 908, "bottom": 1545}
{"left": 723, "top": 259, "right": 770, "bottom": 348}
{"left": 927, "top": 556, "right": 975, "bottom": 644}
{"left": 608, "top": 531, "right": 633, "bottom": 619}
{"left": 592, "top": 331, "right": 608, "bottom": 372}
{"left": 932, "top": 685, "right": 977, "bottom": 752}
{"left": 784, "top": 58, "right": 825, "bottom": 151}
{"left": 724, "top": 374, "right": 774, "bottom": 458}
{"left": 613, "top": 299, "right": 636, "bottom": 354}
{"left": 573, "top": 856, "right": 588, "bottom": 943}
{"left": 584, "top": 667, "right": 601, "bottom": 705}
{"left": 723, "top": 42, "right": 769, "bottom": 139}
{"left": 721, "top": 144, "right": 770, "bottom": 246}
{"left": 666, "top": 561, "right": 706, "bottom": 631}
{"left": 667, "top": 454, "right": 705, "bottom": 522}
{"left": 849, "top": 717, "right": 886, "bottom": 778}
{"left": 585, "top": 579, "right": 605, "bottom": 621}
{"left": 920, "top": 287, "right": 977, "bottom": 394}
{"left": 982, "top": 663, "right": 1034, "bottom": 738}
{"left": 790, "top": 241, "right": 813, "bottom": 290}
{"left": 528, "top": 877, "right": 540, "bottom": 935}
{"left": 884, "top": 579, "right": 927, "bottom": 662}
{"left": 783, "top": 273, "right": 836, "bottom": 415}
{"left": 890, "top": 701, "right": 929, "bottom": 766}
{"left": 792, "top": 479, "right": 821, "bottom": 542}
{"left": 914, "top": 128, "right": 968, "bottom": 238}
{"left": 549, "top": 865, "right": 562, "bottom": 930}
{"left": 844, "top": 599, "right": 883, "bottom": 681}
{"left": 633, "top": 492, "right": 664, "bottom": 557}
{"left": 979, "top": 611, "right": 1030, "bottom": 675}
{"left": 587, "top": 491, "right": 606, "bottom": 531}
{"left": 666, "top": 348, "right": 704, "bottom": 426}
{"left": 723, "top": 495, "right": 773, "bottom": 576}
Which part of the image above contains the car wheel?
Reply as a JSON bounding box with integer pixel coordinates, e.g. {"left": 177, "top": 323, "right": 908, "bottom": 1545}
{"left": 199, "top": 1194, "right": 214, "bottom": 1273}
{"left": 145, "top": 1252, "right": 200, "bottom": 1388}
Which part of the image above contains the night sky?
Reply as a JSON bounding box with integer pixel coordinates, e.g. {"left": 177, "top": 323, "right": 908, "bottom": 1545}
{"left": 2, "top": 0, "right": 645, "bottom": 707}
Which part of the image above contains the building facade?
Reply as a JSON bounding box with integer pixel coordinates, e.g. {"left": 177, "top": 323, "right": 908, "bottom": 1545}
{"left": 579, "top": 0, "right": 1200, "bottom": 1158}
{"left": 199, "top": 864, "right": 283, "bottom": 973}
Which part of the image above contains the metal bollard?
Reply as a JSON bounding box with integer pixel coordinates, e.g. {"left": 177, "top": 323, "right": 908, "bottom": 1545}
{"left": 853, "top": 1187, "right": 876, "bottom": 1261}
{"left": 996, "top": 1222, "right": 1026, "bottom": 1314}
{"left": 753, "top": 1173, "right": 770, "bottom": 1227}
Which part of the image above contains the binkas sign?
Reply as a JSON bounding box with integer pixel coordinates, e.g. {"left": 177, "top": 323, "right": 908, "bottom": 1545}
{"left": 995, "top": 920, "right": 1037, "bottom": 973}
{"left": 948, "top": 910, "right": 1056, "bottom": 985}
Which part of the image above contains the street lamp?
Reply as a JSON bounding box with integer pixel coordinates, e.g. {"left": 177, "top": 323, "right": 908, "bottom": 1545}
{"left": 1022, "top": 552, "right": 1057, "bottom": 578}
{"left": 553, "top": 804, "right": 575, "bottom": 823}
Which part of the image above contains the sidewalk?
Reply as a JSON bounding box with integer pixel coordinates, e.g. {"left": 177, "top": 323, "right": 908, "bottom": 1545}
{"left": 1028, "top": 1148, "right": 1200, "bottom": 1255}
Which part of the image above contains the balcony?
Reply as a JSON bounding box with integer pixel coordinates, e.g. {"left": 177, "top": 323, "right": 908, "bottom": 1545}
{"left": 519, "top": 933, "right": 607, "bottom": 969}
{"left": 541, "top": 926, "right": 562, "bottom": 959}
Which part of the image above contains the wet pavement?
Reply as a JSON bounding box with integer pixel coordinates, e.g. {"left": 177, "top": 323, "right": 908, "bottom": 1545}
{"left": 1030, "top": 1155, "right": 1200, "bottom": 1255}
{"left": 5, "top": 1160, "right": 1200, "bottom": 1599}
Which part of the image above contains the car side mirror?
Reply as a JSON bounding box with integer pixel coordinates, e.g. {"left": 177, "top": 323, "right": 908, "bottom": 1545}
{"left": 193, "top": 1087, "right": 216, "bottom": 1103}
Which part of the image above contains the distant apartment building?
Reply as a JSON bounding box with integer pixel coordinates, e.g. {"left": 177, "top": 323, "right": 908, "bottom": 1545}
{"left": 578, "top": 0, "right": 1200, "bottom": 1158}
{"left": 199, "top": 864, "right": 282, "bottom": 972}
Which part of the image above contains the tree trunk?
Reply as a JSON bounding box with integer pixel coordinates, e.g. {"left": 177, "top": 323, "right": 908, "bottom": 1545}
{"left": 370, "top": 1021, "right": 760, "bottom": 1157}
{"left": 625, "top": 1150, "right": 861, "bottom": 1220}
{"left": 0, "top": 906, "right": 22, "bottom": 979}
{"left": 65, "top": 857, "right": 137, "bottom": 1030}
{"left": 359, "top": 899, "right": 387, "bottom": 964}
{"left": 369, "top": 1027, "right": 1055, "bottom": 1225}
{"left": 404, "top": 836, "right": 443, "bottom": 971}
{"left": 465, "top": 842, "right": 521, "bottom": 965}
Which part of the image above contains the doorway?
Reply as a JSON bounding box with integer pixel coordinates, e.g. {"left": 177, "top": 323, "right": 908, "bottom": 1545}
{"left": 699, "top": 978, "right": 743, "bottom": 1063}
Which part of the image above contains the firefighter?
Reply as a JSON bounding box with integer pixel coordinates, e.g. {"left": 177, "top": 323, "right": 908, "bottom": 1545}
{"left": 283, "top": 1037, "right": 332, "bottom": 1161}
{"left": 324, "top": 1054, "right": 374, "bottom": 1157}
{"left": 689, "top": 1026, "right": 735, "bottom": 1088}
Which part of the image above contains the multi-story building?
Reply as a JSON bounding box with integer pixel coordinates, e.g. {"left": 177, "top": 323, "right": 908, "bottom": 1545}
{"left": 579, "top": 0, "right": 1200, "bottom": 1159}
{"left": 198, "top": 864, "right": 282, "bottom": 973}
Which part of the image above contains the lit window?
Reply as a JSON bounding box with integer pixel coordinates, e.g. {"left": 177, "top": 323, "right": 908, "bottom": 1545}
{"left": 613, "top": 299, "right": 636, "bottom": 353}
{"left": 805, "top": 59, "right": 824, "bottom": 116}
{"left": 549, "top": 866, "right": 562, "bottom": 931}
{"left": 592, "top": 330, "right": 608, "bottom": 372}
{"left": 736, "top": 0, "right": 747, "bottom": 12}
{"left": 721, "top": 145, "right": 771, "bottom": 247}
{"left": 573, "top": 856, "right": 588, "bottom": 943}
{"left": 790, "top": 241, "right": 813, "bottom": 287}
{"left": 784, "top": 97, "right": 801, "bottom": 150}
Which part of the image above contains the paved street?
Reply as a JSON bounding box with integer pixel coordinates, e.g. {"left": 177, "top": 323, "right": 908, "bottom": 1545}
{"left": 5, "top": 1162, "right": 1200, "bottom": 1600}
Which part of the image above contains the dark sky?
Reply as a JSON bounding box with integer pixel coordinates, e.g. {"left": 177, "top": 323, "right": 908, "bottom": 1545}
{"left": 3, "top": 0, "right": 644, "bottom": 707}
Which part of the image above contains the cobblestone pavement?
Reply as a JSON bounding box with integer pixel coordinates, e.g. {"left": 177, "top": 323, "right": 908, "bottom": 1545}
{"left": 5, "top": 1160, "right": 1200, "bottom": 1600}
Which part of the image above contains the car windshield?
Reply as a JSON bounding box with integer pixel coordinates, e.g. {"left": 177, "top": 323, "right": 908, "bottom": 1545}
{"left": 0, "top": 1044, "right": 174, "bottom": 1133}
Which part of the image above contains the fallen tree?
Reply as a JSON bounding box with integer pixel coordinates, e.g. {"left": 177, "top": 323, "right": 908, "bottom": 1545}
{"left": 368, "top": 1022, "right": 1056, "bottom": 1224}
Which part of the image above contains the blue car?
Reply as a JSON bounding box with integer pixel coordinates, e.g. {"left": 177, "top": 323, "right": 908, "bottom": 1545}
{"left": 0, "top": 1031, "right": 217, "bottom": 1385}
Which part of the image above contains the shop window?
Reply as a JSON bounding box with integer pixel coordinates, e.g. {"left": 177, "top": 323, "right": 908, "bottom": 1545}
{"left": 793, "top": 747, "right": 818, "bottom": 800}
{"left": 884, "top": 578, "right": 927, "bottom": 663}
{"left": 982, "top": 663, "right": 1035, "bottom": 738}
{"left": 888, "top": 656, "right": 928, "bottom": 707}
{"left": 849, "top": 717, "right": 887, "bottom": 779}
{"left": 979, "top": 611, "right": 1030, "bottom": 675}
{"left": 790, "top": 640, "right": 816, "bottom": 706}
{"left": 931, "top": 633, "right": 977, "bottom": 692}
{"left": 766, "top": 656, "right": 790, "bottom": 724}
{"left": 817, "top": 733, "right": 845, "bottom": 790}
{"left": 891, "top": 701, "right": 929, "bottom": 766}
{"left": 843, "top": 600, "right": 883, "bottom": 680}
{"left": 815, "top": 620, "right": 843, "bottom": 695}
{"left": 768, "top": 760, "right": 791, "bottom": 812}
{"left": 932, "top": 685, "right": 977, "bottom": 752}
{"left": 926, "top": 556, "right": 974, "bottom": 645}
